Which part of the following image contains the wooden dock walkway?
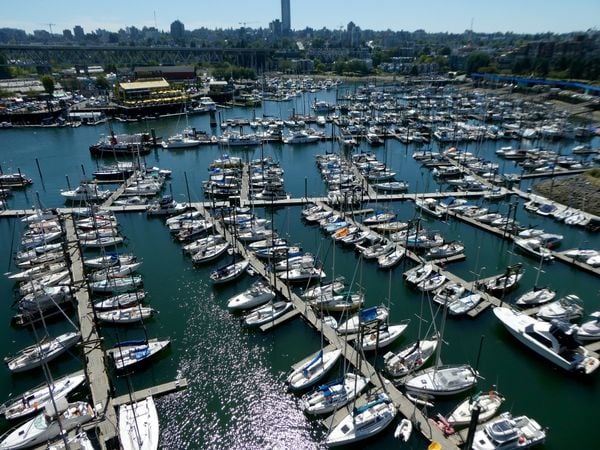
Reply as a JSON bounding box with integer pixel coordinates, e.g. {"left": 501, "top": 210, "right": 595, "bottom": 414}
{"left": 112, "top": 378, "right": 189, "bottom": 406}
{"left": 65, "top": 216, "right": 117, "bottom": 449}
{"left": 198, "top": 203, "right": 460, "bottom": 449}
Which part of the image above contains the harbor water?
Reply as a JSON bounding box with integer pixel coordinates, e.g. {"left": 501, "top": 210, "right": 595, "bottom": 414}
{"left": 0, "top": 85, "right": 599, "bottom": 449}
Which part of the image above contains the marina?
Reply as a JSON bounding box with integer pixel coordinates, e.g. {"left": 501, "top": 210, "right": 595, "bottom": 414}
{"left": 0, "top": 79, "right": 599, "bottom": 449}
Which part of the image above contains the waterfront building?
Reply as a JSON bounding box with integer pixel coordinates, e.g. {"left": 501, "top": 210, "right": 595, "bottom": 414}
{"left": 281, "top": 0, "right": 291, "bottom": 33}
{"left": 170, "top": 20, "right": 185, "bottom": 40}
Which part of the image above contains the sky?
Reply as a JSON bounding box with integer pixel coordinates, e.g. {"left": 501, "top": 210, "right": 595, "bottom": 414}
{"left": 1, "top": 0, "right": 598, "bottom": 35}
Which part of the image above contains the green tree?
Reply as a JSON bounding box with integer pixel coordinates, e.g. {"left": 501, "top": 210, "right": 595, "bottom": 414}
{"left": 466, "top": 51, "right": 491, "bottom": 74}
{"left": 0, "top": 53, "right": 11, "bottom": 79}
{"left": 95, "top": 75, "right": 110, "bottom": 91}
{"left": 40, "top": 75, "right": 55, "bottom": 95}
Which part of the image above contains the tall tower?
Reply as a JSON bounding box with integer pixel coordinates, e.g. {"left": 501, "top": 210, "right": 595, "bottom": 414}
{"left": 281, "top": 0, "right": 291, "bottom": 33}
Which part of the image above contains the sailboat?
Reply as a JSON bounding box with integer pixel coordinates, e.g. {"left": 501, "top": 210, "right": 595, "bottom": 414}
{"left": 325, "top": 393, "right": 397, "bottom": 447}
{"left": 118, "top": 396, "right": 160, "bottom": 450}
{"left": 5, "top": 332, "right": 81, "bottom": 373}
{"left": 0, "top": 400, "right": 95, "bottom": 450}
{"left": 301, "top": 373, "right": 369, "bottom": 415}
{"left": 404, "top": 295, "right": 478, "bottom": 396}
{"left": 446, "top": 390, "right": 505, "bottom": 427}
{"left": 0, "top": 372, "right": 86, "bottom": 421}
{"left": 287, "top": 348, "right": 342, "bottom": 391}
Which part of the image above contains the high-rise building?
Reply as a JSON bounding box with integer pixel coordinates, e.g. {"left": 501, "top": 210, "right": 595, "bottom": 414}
{"left": 281, "top": 0, "right": 291, "bottom": 33}
{"left": 170, "top": 20, "right": 185, "bottom": 40}
{"left": 73, "top": 25, "right": 84, "bottom": 40}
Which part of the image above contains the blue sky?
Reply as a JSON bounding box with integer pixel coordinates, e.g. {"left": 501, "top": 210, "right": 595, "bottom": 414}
{"left": 2, "top": 0, "right": 598, "bottom": 34}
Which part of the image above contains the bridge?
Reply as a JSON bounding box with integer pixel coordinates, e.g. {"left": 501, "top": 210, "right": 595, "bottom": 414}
{"left": 0, "top": 44, "right": 277, "bottom": 69}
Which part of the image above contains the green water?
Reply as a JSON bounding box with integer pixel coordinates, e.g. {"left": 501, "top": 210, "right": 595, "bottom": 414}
{"left": 0, "top": 86, "right": 599, "bottom": 449}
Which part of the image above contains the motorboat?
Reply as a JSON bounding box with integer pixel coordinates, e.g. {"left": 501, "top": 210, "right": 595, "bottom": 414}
{"left": 209, "top": 260, "right": 249, "bottom": 284}
{"left": 287, "top": 348, "right": 342, "bottom": 391}
{"left": 536, "top": 295, "right": 584, "bottom": 322}
{"left": 301, "top": 373, "right": 369, "bottom": 415}
{"left": 472, "top": 411, "right": 546, "bottom": 450}
{"left": 243, "top": 301, "right": 294, "bottom": 327}
{"left": 513, "top": 237, "right": 554, "bottom": 261}
{"left": 337, "top": 306, "right": 389, "bottom": 335}
{"left": 108, "top": 339, "right": 171, "bottom": 370}
{"left": 119, "top": 396, "right": 159, "bottom": 450}
{"left": 447, "top": 390, "right": 505, "bottom": 427}
{"left": 0, "top": 372, "right": 86, "bottom": 421}
{"left": 325, "top": 393, "right": 397, "bottom": 447}
{"left": 404, "top": 365, "right": 478, "bottom": 396}
{"left": 0, "top": 400, "right": 95, "bottom": 450}
{"left": 96, "top": 306, "right": 156, "bottom": 324}
{"left": 227, "top": 280, "right": 276, "bottom": 311}
{"left": 494, "top": 307, "right": 599, "bottom": 374}
{"left": 515, "top": 287, "right": 556, "bottom": 306}
{"left": 383, "top": 337, "right": 439, "bottom": 378}
{"left": 575, "top": 312, "right": 600, "bottom": 341}
{"left": 4, "top": 332, "right": 81, "bottom": 373}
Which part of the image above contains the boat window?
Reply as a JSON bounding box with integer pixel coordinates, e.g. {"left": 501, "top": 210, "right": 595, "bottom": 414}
{"left": 526, "top": 331, "right": 553, "bottom": 349}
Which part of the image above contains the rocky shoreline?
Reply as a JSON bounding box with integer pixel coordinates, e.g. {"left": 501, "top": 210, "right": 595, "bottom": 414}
{"left": 532, "top": 172, "right": 600, "bottom": 216}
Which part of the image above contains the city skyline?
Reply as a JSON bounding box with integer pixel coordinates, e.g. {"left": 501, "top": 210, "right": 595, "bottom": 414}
{"left": 1, "top": 0, "right": 599, "bottom": 35}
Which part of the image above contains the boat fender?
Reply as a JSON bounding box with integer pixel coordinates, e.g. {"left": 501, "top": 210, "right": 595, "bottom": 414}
{"left": 518, "top": 435, "right": 526, "bottom": 444}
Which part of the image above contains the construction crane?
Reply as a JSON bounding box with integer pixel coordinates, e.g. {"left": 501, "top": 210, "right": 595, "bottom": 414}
{"left": 40, "top": 23, "right": 56, "bottom": 34}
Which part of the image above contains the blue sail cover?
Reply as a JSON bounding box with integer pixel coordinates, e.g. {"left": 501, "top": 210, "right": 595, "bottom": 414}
{"left": 353, "top": 395, "right": 389, "bottom": 416}
{"left": 359, "top": 306, "right": 379, "bottom": 323}
{"left": 302, "top": 350, "right": 324, "bottom": 376}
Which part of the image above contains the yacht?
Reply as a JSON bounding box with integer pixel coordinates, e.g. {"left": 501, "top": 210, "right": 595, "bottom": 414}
{"left": 494, "top": 307, "right": 599, "bottom": 374}
{"left": 472, "top": 411, "right": 546, "bottom": 450}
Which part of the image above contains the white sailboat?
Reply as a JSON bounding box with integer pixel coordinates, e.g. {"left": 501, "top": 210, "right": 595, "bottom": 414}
{"left": 325, "top": 393, "right": 397, "bottom": 447}
{"left": 301, "top": 373, "right": 369, "bottom": 415}
{"left": 287, "top": 348, "right": 342, "bottom": 391}
{"left": 447, "top": 390, "right": 505, "bottom": 427}
{"left": 0, "top": 400, "right": 95, "bottom": 450}
{"left": 0, "top": 372, "right": 86, "bottom": 421}
{"left": 119, "top": 396, "right": 160, "bottom": 450}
